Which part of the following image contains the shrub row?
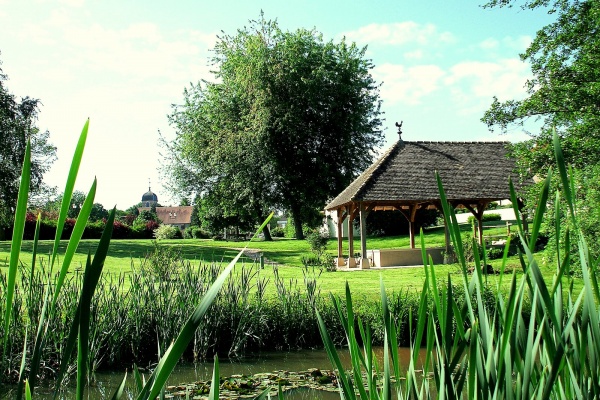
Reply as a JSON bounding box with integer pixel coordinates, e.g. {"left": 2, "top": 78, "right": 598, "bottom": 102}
{"left": 2, "top": 213, "right": 160, "bottom": 240}
{"left": 466, "top": 213, "right": 502, "bottom": 224}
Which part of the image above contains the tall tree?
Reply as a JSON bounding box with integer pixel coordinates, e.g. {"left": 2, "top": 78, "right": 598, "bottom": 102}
{"left": 0, "top": 57, "right": 56, "bottom": 231}
{"left": 164, "top": 16, "right": 383, "bottom": 239}
{"left": 482, "top": 0, "right": 600, "bottom": 172}
{"left": 482, "top": 0, "right": 600, "bottom": 258}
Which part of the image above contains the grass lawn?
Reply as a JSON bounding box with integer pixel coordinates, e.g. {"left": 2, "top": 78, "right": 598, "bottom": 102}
{"left": 0, "top": 222, "right": 556, "bottom": 298}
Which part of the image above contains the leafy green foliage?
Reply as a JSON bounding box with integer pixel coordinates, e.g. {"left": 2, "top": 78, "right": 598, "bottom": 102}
{"left": 483, "top": 0, "right": 600, "bottom": 171}
{"left": 0, "top": 58, "right": 56, "bottom": 232}
{"left": 153, "top": 224, "right": 181, "bottom": 240}
{"left": 163, "top": 14, "right": 383, "bottom": 239}
{"left": 305, "top": 229, "right": 329, "bottom": 260}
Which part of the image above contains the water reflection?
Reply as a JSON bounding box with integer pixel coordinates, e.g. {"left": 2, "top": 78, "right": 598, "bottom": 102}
{"left": 2, "top": 347, "right": 426, "bottom": 399}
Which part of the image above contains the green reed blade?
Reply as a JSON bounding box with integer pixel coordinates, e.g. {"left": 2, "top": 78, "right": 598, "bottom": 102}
{"left": 76, "top": 253, "right": 93, "bottom": 400}
{"left": 25, "top": 380, "right": 32, "bottom": 400}
{"left": 51, "top": 120, "right": 88, "bottom": 270}
{"left": 253, "top": 387, "right": 271, "bottom": 400}
{"left": 383, "top": 329, "right": 392, "bottom": 400}
{"left": 52, "top": 178, "right": 97, "bottom": 306}
{"left": 553, "top": 129, "right": 575, "bottom": 220}
{"left": 435, "top": 172, "right": 466, "bottom": 270}
{"left": 133, "top": 365, "right": 144, "bottom": 393}
{"left": 529, "top": 168, "right": 551, "bottom": 252}
{"left": 554, "top": 190, "right": 561, "bottom": 269}
{"left": 15, "top": 328, "right": 28, "bottom": 400}
{"left": 208, "top": 355, "right": 219, "bottom": 400}
{"left": 27, "top": 284, "right": 50, "bottom": 394}
{"left": 140, "top": 213, "right": 273, "bottom": 400}
{"left": 29, "top": 213, "right": 41, "bottom": 303}
{"left": 3, "top": 140, "right": 31, "bottom": 355}
{"left": 508, "top": 178, "right": 524, "bottom": 238}
{"left": 316, "top": 309, "right": 355, "bottom": 399}
{"left": 54, "top": 207, "right": 115, "bottom": 399}
{"left": 109, "top": 372, "right": 127, "bottom": 400}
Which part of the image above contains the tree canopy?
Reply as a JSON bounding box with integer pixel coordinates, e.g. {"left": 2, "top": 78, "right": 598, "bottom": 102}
{"left": 482, "top": 0, "right": 600, "bottom": 258}
{"left": 482, "top": 0, "right": 600, "bottom": 172}
{"left": 163, "top": 16, "right": 383, "bottom": 239}
{"left": 0, "top": 57, "right": 56, "bottom": 230}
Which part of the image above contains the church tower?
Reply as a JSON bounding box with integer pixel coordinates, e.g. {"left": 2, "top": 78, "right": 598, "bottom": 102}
{"left": 141, "top": 179, "right": 158, "bottom": 207}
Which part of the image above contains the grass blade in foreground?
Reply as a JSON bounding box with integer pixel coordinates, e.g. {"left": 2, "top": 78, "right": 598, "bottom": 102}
{"left": 50, "top": 119, "right": 89, "bottom": 270}
{"left": 3, "top": 140, "right": 31, "bottom": 356}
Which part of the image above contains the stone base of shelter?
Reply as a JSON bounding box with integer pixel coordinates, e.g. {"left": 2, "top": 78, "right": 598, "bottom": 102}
{"left": 335, "top": 247, "right": 447, "bottom": 270}
{"left": 372, "top": 247, "right": 445, "bottom": 267}
{"left": 370, "top": 247, "right": 446, "bottom": 267}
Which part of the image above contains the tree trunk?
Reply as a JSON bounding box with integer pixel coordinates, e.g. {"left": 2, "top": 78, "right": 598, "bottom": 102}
{"left": 294, "top": 221, "right": 304, "bottom": 240}
{"left": 289, "top": 204, "right": 305, "bottom": 240}
{"left": 263, "top": 223, "right": 273, "bottom": 241}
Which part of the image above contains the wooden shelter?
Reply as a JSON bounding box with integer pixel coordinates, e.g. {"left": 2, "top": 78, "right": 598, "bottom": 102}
{"left": 325, "top": 138, "right": 526, "bottom": 269}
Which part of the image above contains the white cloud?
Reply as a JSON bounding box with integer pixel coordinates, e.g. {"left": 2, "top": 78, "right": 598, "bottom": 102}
{"left": 479, "top": 38, "right": 499, "bottom": 50}
{"left": 403, "top": 49, "right": 423, "bottom": 60}
{"left": 374, "top": 63, "right": 446, "bottom": 105}
{"left": 342, "top": 22, "right": 455, "bottom": 47}
{"left": 479, "top": 35, "right": 532, "bottom": 53}
{"left": 445, "top": 58, "right": 530, "bottom": 99}
{"left": 58, "top": 0, "right": 84, "bottom": 6}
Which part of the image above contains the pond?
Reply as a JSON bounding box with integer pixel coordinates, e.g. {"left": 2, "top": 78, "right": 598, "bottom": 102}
{"left": 2, "top": 347, "right": 425, "bottom": 399}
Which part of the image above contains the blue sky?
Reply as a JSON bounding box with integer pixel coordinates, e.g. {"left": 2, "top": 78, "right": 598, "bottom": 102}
{"left": 1, "top": 0, "right": 554, "bottom": 209}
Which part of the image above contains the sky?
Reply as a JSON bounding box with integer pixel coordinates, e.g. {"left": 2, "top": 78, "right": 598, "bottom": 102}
{"left": 0, "top": 0, "right": 555, "bottom": 210}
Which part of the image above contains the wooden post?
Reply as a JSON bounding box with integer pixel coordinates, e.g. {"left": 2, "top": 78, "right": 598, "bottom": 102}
{"left": 444, "top": 218, "right": 452, "bottom": 263}
{"left": 336, "top": 208, "right": 345, "bottom": 267}
{"left": 347, "top": 204, "right": 356, "bottom": 268}
{"left": 359, "top": 202, "right": 370, "bottom": 269}
{"left": 409, "top": 204, "right": 418, "bottom": 249}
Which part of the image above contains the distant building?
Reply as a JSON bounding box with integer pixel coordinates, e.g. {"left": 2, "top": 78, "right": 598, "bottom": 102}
{"left": 138, "top": 184, "right": 193, "bottom": 230}
{"left": 141, "top": 185, "right": 158, "bottom": 208}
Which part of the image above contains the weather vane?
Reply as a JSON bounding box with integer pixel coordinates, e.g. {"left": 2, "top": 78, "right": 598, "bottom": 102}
{"left": 395, "top": 121, "right": 403, "bottom": 140}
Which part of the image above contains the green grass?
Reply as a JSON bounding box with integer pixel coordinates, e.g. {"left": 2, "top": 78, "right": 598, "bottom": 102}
{"left": 0, "top": 223, "right": 535, "bottom": 298}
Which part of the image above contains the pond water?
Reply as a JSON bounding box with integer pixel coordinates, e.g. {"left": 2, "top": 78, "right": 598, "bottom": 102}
{"left": 2, "top": 347, "right": 425, "bottom": 399}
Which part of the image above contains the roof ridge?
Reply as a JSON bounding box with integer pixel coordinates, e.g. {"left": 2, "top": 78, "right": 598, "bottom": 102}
{"left": 406, "top": 140, "right": 511, "bottom": 144}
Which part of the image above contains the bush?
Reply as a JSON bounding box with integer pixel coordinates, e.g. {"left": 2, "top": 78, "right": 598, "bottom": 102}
{"left": 306, "top": 229, "right": 329, "bottom": 260}
{"left": 111, "top": 220, "right": 132, "bottom": 239}
{"left": 270, "top": 226, "right": 285, "bottom": 237}
{"left": 82, "top": 220, "right": 104, "bottom": 239}
{"left": 153, "top": 224, "right": 181, "bottom": 240}
{"left": 187, "top": 225, "right": 209, "bottom": 239}
{"left": 467, "top": 213, "right": 502, "bottom": 224}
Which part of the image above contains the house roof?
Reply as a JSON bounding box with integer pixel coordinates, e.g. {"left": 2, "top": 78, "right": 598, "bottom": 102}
{"left": 138, "top": 206, "right": 194, "bottom": 225}
{"left": 325, "top": 140, "right": 526, "bottom": 211}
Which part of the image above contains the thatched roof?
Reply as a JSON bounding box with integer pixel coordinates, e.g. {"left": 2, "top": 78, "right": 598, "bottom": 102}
{"left": 325, "top": 140, "right": 525, "bottom": 211}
